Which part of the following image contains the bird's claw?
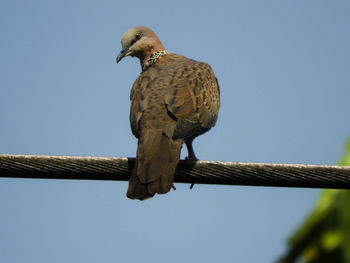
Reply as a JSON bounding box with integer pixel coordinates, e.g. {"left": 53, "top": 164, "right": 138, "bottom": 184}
{"left": 185, "top": 156, "right": 198, "bottom": 166}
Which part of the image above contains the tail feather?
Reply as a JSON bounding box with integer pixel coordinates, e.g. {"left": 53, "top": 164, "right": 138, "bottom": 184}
{"left": 126, "top": 131, "right": 182, "bottom": 200}
{"left": 126, "top": 160, "right": 153, "bottom": 200}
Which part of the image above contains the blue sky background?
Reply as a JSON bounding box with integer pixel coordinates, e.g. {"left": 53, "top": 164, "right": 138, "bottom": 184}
{"left": 0, "top": 1, "right": 349, "bottom": 262}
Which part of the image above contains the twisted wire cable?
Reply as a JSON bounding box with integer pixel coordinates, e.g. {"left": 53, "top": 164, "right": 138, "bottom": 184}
{"left": 1, "top": 154, "right": 350, "bottom": 189}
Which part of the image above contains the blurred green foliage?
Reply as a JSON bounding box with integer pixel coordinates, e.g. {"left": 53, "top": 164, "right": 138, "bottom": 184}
{"left": 278, "top": 139, "right": 350, "bottom": 263}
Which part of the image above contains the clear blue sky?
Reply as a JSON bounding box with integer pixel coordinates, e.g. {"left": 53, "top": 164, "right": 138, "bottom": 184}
{"left": 0, "top": 1, "right": 349, "bottom": 262}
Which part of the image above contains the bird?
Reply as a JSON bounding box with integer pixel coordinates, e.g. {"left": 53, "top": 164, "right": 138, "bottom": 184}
{"left": 116, "top": 26, "right": 220, "bottom": 200}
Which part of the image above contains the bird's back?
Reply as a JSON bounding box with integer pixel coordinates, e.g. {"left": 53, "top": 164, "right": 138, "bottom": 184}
{"left": 130, "top": 53, "right": 220, "bottom": 141}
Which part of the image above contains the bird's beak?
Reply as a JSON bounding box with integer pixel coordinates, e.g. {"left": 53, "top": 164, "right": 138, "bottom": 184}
{"left": 116, "top": 48, "right": 133, "bottom": 63}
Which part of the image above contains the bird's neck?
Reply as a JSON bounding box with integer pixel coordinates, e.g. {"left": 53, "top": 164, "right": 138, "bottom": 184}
{"left": 141, "top": 50, "right": 169, "bottom": 70}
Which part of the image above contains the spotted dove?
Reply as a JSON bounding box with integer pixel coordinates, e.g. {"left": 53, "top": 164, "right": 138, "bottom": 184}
{"left": 116, "top": 26, "right": 220, "bottom": 200}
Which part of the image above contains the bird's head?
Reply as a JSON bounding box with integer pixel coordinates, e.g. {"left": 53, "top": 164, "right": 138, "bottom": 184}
{"left": 116, "top": 26, "right": 166, "bottom": 67}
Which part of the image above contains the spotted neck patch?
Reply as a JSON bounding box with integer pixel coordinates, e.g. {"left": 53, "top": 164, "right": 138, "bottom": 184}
{"left": 143, "top": 50, "right": 169, "bottom": 70}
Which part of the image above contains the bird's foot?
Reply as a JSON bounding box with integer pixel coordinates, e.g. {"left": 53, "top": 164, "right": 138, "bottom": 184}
{"left": 185, "top": 156, "right": 198, "bottom": 166}
{"left": 185, "top": 155, "right": 198, "bottom": 189}
{"left": 172, "top": 184, "right": 176, "bottom": 190}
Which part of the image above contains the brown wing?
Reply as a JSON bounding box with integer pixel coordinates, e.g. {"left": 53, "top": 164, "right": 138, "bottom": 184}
{"left": 128, "top": 59, "right": 184, "bottom": 199}
{"left": 129, "top": 76, "right": 151, "bottom": 138}
{"left": 164, "top": 58, "right": 220, "bottom": 140}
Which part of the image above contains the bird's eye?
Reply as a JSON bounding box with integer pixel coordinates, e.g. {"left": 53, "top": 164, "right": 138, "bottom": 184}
{"left": 135, "top": 33, "right": 142, "bottom": 40}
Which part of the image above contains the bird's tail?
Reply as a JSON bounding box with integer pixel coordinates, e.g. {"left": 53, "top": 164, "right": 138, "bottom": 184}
{"left": 127, "top": 130, "right": 182, "bottom": 200}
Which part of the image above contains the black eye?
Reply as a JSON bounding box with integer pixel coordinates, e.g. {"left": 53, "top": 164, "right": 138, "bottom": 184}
{"left": 135, "top": 33, "right": 142, "bottom": 40}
